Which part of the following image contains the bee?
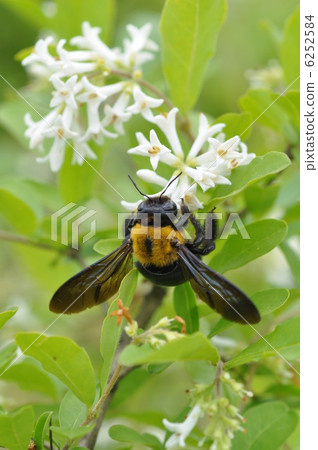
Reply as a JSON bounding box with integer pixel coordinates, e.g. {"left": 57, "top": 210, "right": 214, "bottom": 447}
{"left": 50, "top": 174, "right": 260, "bottom": 324}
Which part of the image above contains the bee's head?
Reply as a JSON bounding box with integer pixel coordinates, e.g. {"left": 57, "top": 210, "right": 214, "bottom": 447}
{"left": 137, "top": 195, "right": 178, "bottom": 216}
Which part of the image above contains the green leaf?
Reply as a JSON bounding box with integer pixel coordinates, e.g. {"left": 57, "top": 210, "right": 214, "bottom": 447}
{"left": 216, "top": 112, "right": 253, "bottom": 140}
{"left": 50, "top": 0, "right": 116, "bottom": 42}
{"left": 100, "top": 269, "right": 138, "bottom": 390}
{"left": 206, "top": 152, "right": 290, "bottom": 205}
{"left": 109, "top": 424, "right": 163, "bottom": 449}
{"left": 58, "top": 147, "right": 102, "bottom": 203}
{"left": 0, "top": 342, "right": 18, "bottom": 373}
{"left": 173, "top": 283, "right": 199, "bottom": 334}
{"left": 281, "top": 6, "right": 300, "bottom": 89}
{"left": 110, "top": 368, "right": 152, "bottom": 409}
{"left": 0, "top": 188, "right": 37, "bottom": 234}
{"left": 15, "top": 333, "right": 96, "bottom": 405}
{"left": 0, "top": 405, "right": 34, "bottom": 450}
{"left": 119, "top": 332, "right": 219, "bottom": 366}
{"left": 185, "top": 360, "right": 216, "bottom": 384}
{"left": 226, "top": 316, "right": 300, "bottom": 368}
{"left": 239, "top": 89, "right": 299, "bottom": 141}
{"left": 280, "top": 241, "right": 300, "bottom": 285}
{"left": 34, "top": 411, "right": 53, "bottom": 450}
{"left": 209, "top": 288, "right": 290, "bottom": 337}
{"left": 244, "top": 184, "right": 280, "bottom": 216}
{"left": 0, "top": 357, "right": 59, "bottom": 399}
{"left": 0, "top": 307, "right": 17, "bottom": 329}
{"left": 232, "top": 401, "right": 299, "bottom": 450}
{"left": 59, "top": 391, "right": 87, "bottom": 429}
{"left": 160, "top": 0, "right": 226, "bottom": 113}
{"left": 0, "top": 0, "right": 47, "bottom": 29}
{"left": 210, "top": 219, "right": 287, "bottom": 273}
{"left": 50, "top": 424, "right": 95, "bottom": 440}
{"left": 94, "top": 238, "right": 122, "bottom": 256}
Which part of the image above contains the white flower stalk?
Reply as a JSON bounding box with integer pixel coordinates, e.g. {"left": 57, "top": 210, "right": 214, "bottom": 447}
{"left": 23, "top": 22, "right": 163, "bottom": 171}
{"left": 163, "top": 405, "right": 202, "bottom": 448}
{"left": 125, "top": 109, "right": 256, "bottom": 211}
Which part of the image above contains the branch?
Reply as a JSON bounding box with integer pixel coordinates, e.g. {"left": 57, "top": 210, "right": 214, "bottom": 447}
{"left": 215, "top": 360, "right": 224, "bottom": 398}
{"left": 79, "top": 284, "right": 166, "bottom": 449}
{"left": 0, "top": 229, "right": 86, "bottom": 268}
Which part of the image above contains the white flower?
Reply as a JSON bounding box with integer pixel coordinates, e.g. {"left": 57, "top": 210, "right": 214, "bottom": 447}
{"left": 71, "top": 139, "right": 97, "bottom": 165}
{"left": 55, "top": 39, "right": 97, "bottom": 76}
{"left": 128, "top": 130, "right": 171, "bottom": 170}
{"left": 71, "top": 21, "right": 119, "bottom": 68}
{"left": 126, "top": 107, "right": 256, "bottom": 211}
{"left": 153, "top": 108, "right": 183, "bottom": 157}
{"left": 38, "top": 115, "right": 78, "bottom": 171}
{"left": 50, "top": 74, "right": 81, "bottom": 109}
{"left": 126, "top": 85, "right": 163, "bottom": 121}
{"left": 163, "top": 405, "right": 201, "bottom": 448}
{"left": 77, "top": 77, "right": 123, "bottom": 141}
{"left": 126, "top": 23, "right": 158, "bottom": 53}
{"left": 25, "top": 108, "right": 59, "bottom": 150}
{"left": 121, "top": 23, "right": 158, "bottom": 68}
{"left": 196, "top": 135, "right": 255, "bottom": 171}
{"left": 121, "top": 199, "right": 142, "bottom": 211}
{"left": 103, "top": 92, "right": 132, "bottom": 134}
{"left": 22, "top": 36, "right": 55, "bottom": 69}
{"left": 186, "top": 114, "right": 225, "bottom": 161}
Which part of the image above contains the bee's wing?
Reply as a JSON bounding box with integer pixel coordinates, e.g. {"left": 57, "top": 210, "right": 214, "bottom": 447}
{"left": 50, "top": 242, "right": 133, "bottom": 314}
{"left": 177, "top": 245, "right": 260, "bottom": 324}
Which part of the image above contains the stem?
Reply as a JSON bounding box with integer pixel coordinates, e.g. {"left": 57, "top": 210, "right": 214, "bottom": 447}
{"left": 86, "top": 364, "right": 123, "bottom": 424}
{"left": 0, "top": 230, "right": 86, "bottom": 268}
{"left": 61, "top": 365, "right": 123, "bottom": 450}
{"left": 109, "top": 69, "right": 174, "bottom": 110}
{"left": 79, "top": 285, "right": 166, "bottom": 449}
{"left": 215, "top": 360, "right": 224, "bottom": 398}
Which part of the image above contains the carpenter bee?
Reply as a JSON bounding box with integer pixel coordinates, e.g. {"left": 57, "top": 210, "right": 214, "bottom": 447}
{"left": 50, "top": 174, "right": 260, "bottom": 324}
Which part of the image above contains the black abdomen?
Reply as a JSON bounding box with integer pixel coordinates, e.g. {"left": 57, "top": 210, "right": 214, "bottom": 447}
{"left": 135, "top": 261, "right": 190, "bottom": 286}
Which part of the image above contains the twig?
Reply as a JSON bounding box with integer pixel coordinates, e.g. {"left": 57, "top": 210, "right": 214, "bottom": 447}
{"left": 0, "top": 229, "right": 86, "bottom": 269}
{"left": 215, "top": 360, "right": 224, "bottom": 398}
{"left": 80, "top": 284, "right": 166, "bottom": 449}
{"left": 86, "top": 364, "right": 123, "bottom": 424}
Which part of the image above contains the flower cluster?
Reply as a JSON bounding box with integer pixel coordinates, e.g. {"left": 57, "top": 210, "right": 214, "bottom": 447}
{"left": 22, "top": 22, "right": 162, "bottom": 171}
{"left": 124, "top": 108, "right": 255, "bottom": 212}
{"left": 162, "top": 369, "right": 252, "bottom": 449}
{"left": 245, "top": 59, "right": 284, "bottom": 92}
{"left": 111, "top": 300, "right": 186, "bottom": 349}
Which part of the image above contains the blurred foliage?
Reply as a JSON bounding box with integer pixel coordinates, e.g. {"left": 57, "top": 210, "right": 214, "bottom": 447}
{"left": 0, "top": 0, "right": 299, "bottom": 449}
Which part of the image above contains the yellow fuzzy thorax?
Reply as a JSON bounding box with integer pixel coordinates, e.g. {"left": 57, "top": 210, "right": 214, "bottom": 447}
{"left": 131, "top": 224, "right": 185, "bottom": 268}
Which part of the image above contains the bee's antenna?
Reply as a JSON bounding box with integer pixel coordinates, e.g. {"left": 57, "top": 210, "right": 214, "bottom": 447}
{"left": 159, "top": 172, "right": 182, "bottom": 199}
{"left": 128, "top": 175, "right": 152, "bottom": 200}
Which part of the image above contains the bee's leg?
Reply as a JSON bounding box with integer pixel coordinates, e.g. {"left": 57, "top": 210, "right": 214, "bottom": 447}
{"left": 178, "top": 200, "right": 205, "bottom": 248}
{"left": 124, "top": 215, "right": 137, "bottom": 238}
{"left": 189, "top": 208, "right": 218, "bottom": 256}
